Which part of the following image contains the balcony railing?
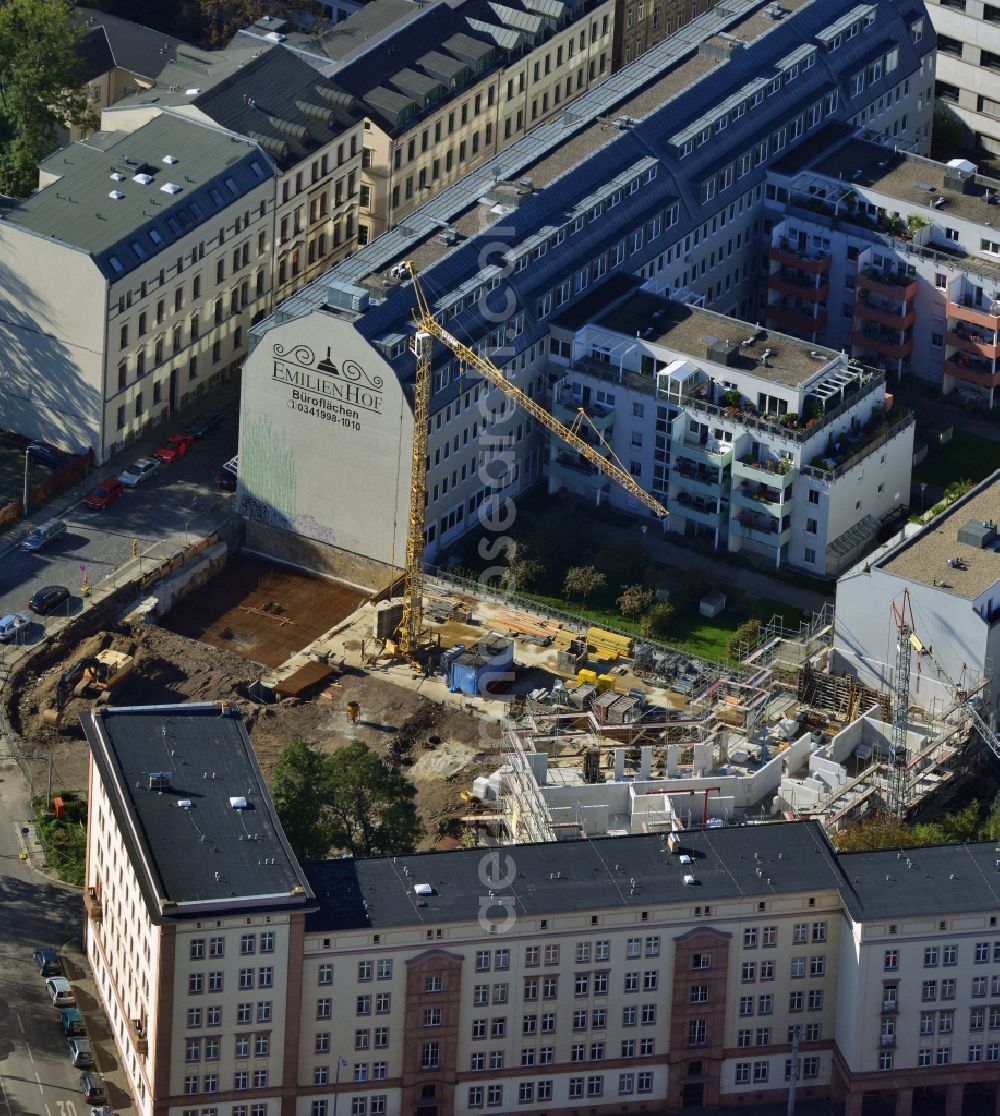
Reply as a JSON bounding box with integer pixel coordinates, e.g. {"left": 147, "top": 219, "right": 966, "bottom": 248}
{"left": 801, "top": 412, "right": 914, "bottom": 482}
{"left": 85, "top": 887, "right": 103, "bottom": 923}
{"left": 882, "top": 1001, "right": 898, "bottom": 1014}
{"left": 129, "top": 1017, "right": 149, "bottom": 1056}
{"left": 769, "top": 240, "right": 832, "bottom": 273}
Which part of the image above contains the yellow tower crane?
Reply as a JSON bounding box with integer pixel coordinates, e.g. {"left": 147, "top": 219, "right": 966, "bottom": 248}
{"left": 397, "top": 260, "right": 667, "bottom": 662}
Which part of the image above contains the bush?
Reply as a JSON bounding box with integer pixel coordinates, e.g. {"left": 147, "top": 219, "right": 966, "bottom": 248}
{"left": 617, "top": 584, "right": 654, "bottom": 620}
{"left": 727, "top": 618, "right": 761, "bottom": 659}
{"left": 641, "top": 602, "right": 675, "bottom": 639}
{"left": 563, "top": 565, "right": 607, "bottom": 602}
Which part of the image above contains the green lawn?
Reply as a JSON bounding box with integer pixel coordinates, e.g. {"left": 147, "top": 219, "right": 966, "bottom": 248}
{"left": 913, "top": 432, "right": 1000, "bottom": 488}
{"left": 510, "top": 589, "right": 802, "bottom": 663}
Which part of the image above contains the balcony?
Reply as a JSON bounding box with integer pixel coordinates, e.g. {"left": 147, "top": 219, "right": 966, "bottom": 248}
{"left": 881, "top": 1001, "right": 898, "bottom": 1015}
{"left": 949, "top": 297, "right": 1000, "bottom": 331}
{"left": 801, "top": 411, "right": 913, "bottom": 482}
{"left": 767, "top": 301, "right": 828, "bottom": 334}
{"left": 857, "top": 268, "right": 918, "bottom": 302}
{"left": 675, "top": 437, "right": 733, "bottom": 468}
{"left": 851, "top": 327, "right": 913, "bottom": 359}
{"left": 879, "top": 1034, "right": 896, "bottom": 1048}
{"left": 856, "top": 290, "right": 916, "bottom": 330}
{"left": 128, "top": 1016, "right": 149, "bottom": 1057}
{"left": 84, "top": 887, "right": 103, "bottom": 923}
{"left": 733, "top": 481, "right": 787, "bottom": 515}
{"left": 670, "top": 491, "right": 724, "bottom": 527}
{"left": 553, "top": 390, "right": 615, "bottom": 435}
{"left": 769, "top": 269, "right": 829, "bottom": 303}
{"left": 768, "top": 240, "right": 832, "bottom": 274}
{"left": 944, "top": 356, "right": 1000, "bottom": 388}
{"left": 733, "top": 456, "right": 797, "bottom": 488}
{"left": 674, "top": 458, "right": 725, "bottom": 492}
{"left": 733, "top": 509, "right": 791, "bottom": 545}
{"left": 946, "top": 326, "right": 1000, "bottom": 361}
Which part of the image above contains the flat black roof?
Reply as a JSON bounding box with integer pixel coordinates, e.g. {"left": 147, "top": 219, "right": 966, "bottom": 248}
{"left": 304, "top": 821, "right": 846, "bottom": 931}
{"left": 83, "top": 703, "right": 313, "bottom": 920}
{"left": 837, "top": 841, "right": 1000, "bottom": 921}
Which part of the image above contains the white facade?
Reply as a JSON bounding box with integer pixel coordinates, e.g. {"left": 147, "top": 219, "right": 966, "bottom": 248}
{"left": 927, "top": 0, "right": 1000, "bottom": 155}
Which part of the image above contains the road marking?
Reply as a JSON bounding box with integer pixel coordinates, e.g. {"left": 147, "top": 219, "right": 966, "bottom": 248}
{"left": 15, "top": 1012, "right": 24, "bottom": 1034}
{"left": 24, "top": 1040, "right": 33, "bottom": 1064}
{"left": 0, "top": 1073, "right": 10, "bottom": 1114}
{"left": 35, "top": 1070, "right": 43, "bottom": 1092}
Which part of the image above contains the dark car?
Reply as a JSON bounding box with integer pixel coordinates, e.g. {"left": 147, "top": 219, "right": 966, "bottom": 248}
{"left": 33, "top": 947, "right": 62, "bottom": 976}
{"left": 186, "top": 412, "right": 223, "bottom": 439}
{"left": 79, "top": 1072, "right": 106, "bottom": 1105}
{"left": 152, "top": 432, "right": 195, "bottom": 463}
{"left": 83, "top": 477, "right": 125, "bottom": 510}
{"left": 213, "top": 470, "right": 237, "bottom": 493}
{"left": 27, "top": 441, "right": 70, "bottom": 468}
{"left": 29, "top": 585, "right": 70, "bottom": 615}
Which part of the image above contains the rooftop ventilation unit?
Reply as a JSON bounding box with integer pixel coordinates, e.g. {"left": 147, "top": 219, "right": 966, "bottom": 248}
{"left": 413, "top": 883, "right": 433, "bottom": 895}
{"left": 108, "top": 190, "right": 125, "bottom": 200}
{"left": 160, "top": 182, "right": 182, "bottom": 194}
{"left": 162, "top": 154, "right": 178, "bottom": 164}
{"left": 683, "top": 873, "right": 696, "bottom": 885}
{"left": 148, "top": 771, "right": 172, "bottom": 790}
{"left": 110, "top": 171, "right": 125, "bottom": 182}
{"left": 229, "top": 796, "right": 249, "bottom": 809}
{"left": 185, "top": 88, "right": 201, "bottom": 96}
{"left": 328, "top": 279, "right": 370, "bottom": 314}
{"left": 178, "top": 799, "right": 193, "bottom": 809}
{"left": 133, "top": 173, "right": 153, "bottom": 185}
{"left": 957, "top": 519, "right": 997, "bottom": 549}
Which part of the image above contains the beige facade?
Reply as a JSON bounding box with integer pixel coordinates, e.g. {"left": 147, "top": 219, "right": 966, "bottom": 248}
{"left": 611, "top": 0, "right": 713, "bottom": 69}
{"left": 361, "top": 0, "right": 616, "bottom": 241}
{"left": 79, "top": 704, "right": 1000, "bottom": 1116}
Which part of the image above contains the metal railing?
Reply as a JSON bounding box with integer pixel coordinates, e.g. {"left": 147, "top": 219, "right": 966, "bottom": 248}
{"left": 800, "top": 412, "right": 914, "bottom": 482}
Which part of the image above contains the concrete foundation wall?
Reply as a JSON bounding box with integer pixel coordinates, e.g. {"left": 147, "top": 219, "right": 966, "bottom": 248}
{"left": 243, "top": 520, "right": 396, "bottom": 591}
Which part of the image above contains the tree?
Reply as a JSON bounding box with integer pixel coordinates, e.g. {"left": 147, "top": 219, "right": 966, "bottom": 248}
{"left": 617, "top": 584, "right": 654, "bottom": 621}
{"left": 727, "top": 618, "right": 762, "bottom": 660}
{"left": 0, "top": 0, "right": 95, "bottom": 198}
{"left": 324, "top": 741, "right": 424, "bottom": 857}
{"left": 641, "top": 602, "right": 674, "bottom": 640}
{"left": 502, "top": 543, "right": 545, "bottom": 593}
{"left": 983, "top": 791, "right": 1000, "bottom": 840}
{"left": 272, "top": 736, "right": 334, "bottom": 861}
{"left": 563, "top": 565, "right": 606, "bottom": 603}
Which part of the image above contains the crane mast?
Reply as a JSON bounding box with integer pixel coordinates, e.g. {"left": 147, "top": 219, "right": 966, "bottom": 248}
{"left": 395, "top": 260, "right": 668, "bottom": 661}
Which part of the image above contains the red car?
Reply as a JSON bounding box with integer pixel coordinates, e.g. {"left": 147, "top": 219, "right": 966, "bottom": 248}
{"left": 83, "top": 477, "right": 125, "bottom": 510}
{"left": 152, "top": 432, "right": 195, "bottom": 463}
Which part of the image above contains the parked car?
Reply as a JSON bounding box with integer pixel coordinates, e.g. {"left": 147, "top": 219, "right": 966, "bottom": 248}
{"left": 213, "top": 470, "right": 237, "bottom": 493}
{"left": 61, "top": 1007, "right": 86, "bottom": 1036}
{"left": 79, "top": 1072, "right": 106, "bottom": 1105}
{"left": 118, "top": 457, "right": 159, "bottom": 488}
{"left": 46, "top": 977, "right": 75, "bottom": 1007}
{"left": 20, "top": 518, "right": 66, "bottom": 552}
{"left": 32, "top": 947, "right": 61, "bottom": 976}
{"left": 27, "top": 441, "right": 69, "bottom": 468}
{"left": 0, "top": 612, "right": 33, "bottom": 644}
{"left": 152, "top": 432, "right": 195, "bottom": 463}
{"left": 29, "top": 585, "right": 70, "bottom": 616}
{"left": 83, "top": 477, "right": 125, "bottom": 510}
{"left": 185, "top": 411, "right": 223, "bottom": 439}
{"left": 89, "top": 1108, "right": 113, "bottom": 1116}
{"left": 68, "top": 1038, "right": 94, "bottom": 1068}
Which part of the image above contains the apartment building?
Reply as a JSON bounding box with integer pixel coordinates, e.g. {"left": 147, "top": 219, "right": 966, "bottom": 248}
{"left": 764, "top": 132, "right": 1000, "bottom": 407}
{"left": 83, "top": 701, "right": 1000, "bottom": 1116}
{"left": 239, "top": 0, "right": 931, "bottom": 577}
{"left": 0, "top": 113, "right": 274, "bottom": 462}
{"left": 546, "top": 276, "right": 912, "bottom": 575}
{"left": 102, "top": 45, "right": 367, "bottom": 304}
{"left": 925, "top": 0, "right": 1000, "bottom": 156}
{"left": 611, "top": 0, "right": 712, "bottom": 67}
{"left": 324, "top": 0, "right": 618, "bottom": 241}
{"left": 833, "top": 470, "right": 1000, "bottom": 719}
{"left": 81, "top": 702, "right": 314, "bottom": 1116}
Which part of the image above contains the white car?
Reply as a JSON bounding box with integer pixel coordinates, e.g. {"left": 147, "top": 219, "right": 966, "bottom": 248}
{"left": 46, "top": 976, "right": 75, "bottom": 1007}
{"left": 118, "top": 457, "right": 160, "bottom": 488}
{"left": 0, "top": 612, "right": 31, "bottom": 643}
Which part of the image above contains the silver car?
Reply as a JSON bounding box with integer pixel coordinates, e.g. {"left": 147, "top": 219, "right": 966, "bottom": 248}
{"left": 67, "top": 1037, "right": 94, "bottom": 1068}
{"left": 20, "top": 518, "right": 66, "bottom": 552}
{"left": 0, "top": 612, "right": 31, "bottom": 643}
{"left": 117, "top": 457, "right": 160, "bottom": 488}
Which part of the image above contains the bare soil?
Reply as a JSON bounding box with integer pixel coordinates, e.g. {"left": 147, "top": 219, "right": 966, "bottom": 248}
{"left": 13, "top": 625, "right": 494, "bottom": 850}
{"left": 163, "top": 554, "right": 367, "bottom": 668}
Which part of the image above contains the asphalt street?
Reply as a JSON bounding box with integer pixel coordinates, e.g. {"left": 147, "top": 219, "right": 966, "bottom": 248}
{"left": 0, "top": 401, "right": 240, "bottom": 660}
{"left": 0, "top": 768, "right": 91, "bottom": 1116}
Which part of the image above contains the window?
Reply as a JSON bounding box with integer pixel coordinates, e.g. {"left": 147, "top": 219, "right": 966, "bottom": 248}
{"left": 884, "top": 950, "right": 899, "bottom": 972}
{"left": 692, "top": 952, "right": 710, "bottom": 970}
{"left": 688, "top": 1020, "right": 706, "bottom": 1046}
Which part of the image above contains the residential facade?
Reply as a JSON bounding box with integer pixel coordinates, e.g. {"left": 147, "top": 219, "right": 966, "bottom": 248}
{"left": 925, "top": 0, "right": 1000, "bottom": 156}
{"left": 240, "top": 0, "right": 931, "bottom": 576}
{"left": 0, "top": 114, "right": 274, "bottom": 462}
{"left": 83, "top": 702, "right": 1000, "bottom": 1116}
{"left": 764, "top": 134, "right": 1000, "bottom": 408}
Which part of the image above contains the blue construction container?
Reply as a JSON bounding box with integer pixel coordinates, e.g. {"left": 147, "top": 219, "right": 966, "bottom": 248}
{"left": 447, "top": 633, "right": 514, "bottom": 696}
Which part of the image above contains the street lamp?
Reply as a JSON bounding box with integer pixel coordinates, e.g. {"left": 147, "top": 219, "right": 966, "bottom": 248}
{"left": 919, "top": 481, "right": 928, "bottom": 512}
{"left": 22, "top": 445, "right": 32, "bottom": 515}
